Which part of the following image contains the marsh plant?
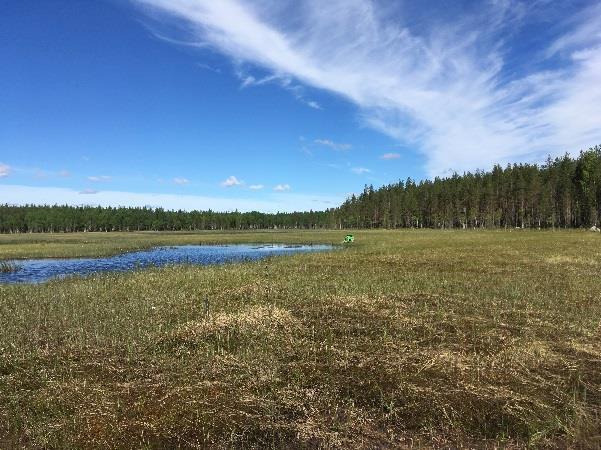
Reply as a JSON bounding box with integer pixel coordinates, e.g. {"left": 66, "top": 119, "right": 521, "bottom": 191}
{"left": 0, "top": 230, "right": 600, "bottom": 448}
{"left": 0, "top": 260, "right": 18, "bottom": 273}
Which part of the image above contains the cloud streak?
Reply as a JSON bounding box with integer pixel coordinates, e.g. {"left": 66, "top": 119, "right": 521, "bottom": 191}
{"left": 88, "top": 175, "right": 112, "bottom": 182}
{"left": 0, "top": 163, "right": 11, "bottom": 178}
{"left": 314, "top": 139, "right": 351, "bottom": 151}
{"left": 173, "top": 177, "right": 190, "bottom": 185}
{"left": 136, "top": 0, "right": 601, "bottom": 176}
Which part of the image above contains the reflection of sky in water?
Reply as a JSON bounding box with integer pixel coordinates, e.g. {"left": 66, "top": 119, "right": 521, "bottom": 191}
{"left": 0, "top": 244, "right": 333, "bottom": 284}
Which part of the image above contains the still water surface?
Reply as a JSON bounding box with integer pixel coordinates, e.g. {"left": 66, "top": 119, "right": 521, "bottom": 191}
{"left": 0, "top": 244, "right": 332, "bottom": 284}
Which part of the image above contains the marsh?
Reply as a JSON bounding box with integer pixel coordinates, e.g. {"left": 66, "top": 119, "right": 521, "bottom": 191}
{"left": 0, "top": 243, "right": 333, "bottom": 284}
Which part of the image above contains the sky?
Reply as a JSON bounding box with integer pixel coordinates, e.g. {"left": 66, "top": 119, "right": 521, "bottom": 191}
{"left": 1, "top": 0, "right": 600, "bottom": 212}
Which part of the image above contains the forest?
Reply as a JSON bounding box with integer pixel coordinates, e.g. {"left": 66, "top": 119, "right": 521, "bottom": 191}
{"left": 1, "top": 146, "right": 600, "bottom": 232}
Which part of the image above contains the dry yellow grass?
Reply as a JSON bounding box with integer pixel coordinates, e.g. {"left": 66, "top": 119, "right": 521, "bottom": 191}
{"left": 1, "top": 229, "right": 600, "bottom": 448}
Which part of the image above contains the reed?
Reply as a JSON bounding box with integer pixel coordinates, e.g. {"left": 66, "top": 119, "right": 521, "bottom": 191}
{"left": 0, "top": 260, "right": 18, "bottom": 273}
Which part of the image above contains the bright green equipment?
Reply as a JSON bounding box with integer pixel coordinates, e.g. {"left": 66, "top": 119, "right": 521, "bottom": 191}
{"left": 344, "top": 234, "right": 354, "bottom": 243}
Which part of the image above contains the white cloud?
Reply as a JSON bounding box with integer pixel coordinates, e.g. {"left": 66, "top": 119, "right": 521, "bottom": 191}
{"left": 0, "top": 165, "right": 73, "bottom": 180}
{"left": 87, "top": 175, "right": 112, "bottom": 182}
{"left": 314, "top": 139, "right": 351, "bottom": 151}
{"left": 196, "top": 62, "right": 221, "bottom": 73}
{"left": 240, "top": 75, "right": 256, "bottom": 88}
{"left": 136, "top": 0, "right": 601, "bottom": 176}
{"left": 351, "top": 167, "right": 370, "bottom": 175}
{"left": 380, "top": 153, "right": 400, "bottom": 160}
{"left": 273, "top": 183, "right": 290, "bottom": 192}
{"left": 0, "top": 163, "right": 11, "bottom": 178}
{"left": 305, "top": 100, "right": 321, "bottom": 110}
{"left": 0, "top": 184, "right": 341, "bottom": 213}
{"left": 173, "top": 177, "right": 190, "bottom": 185}
{"left": 249, "top": 184, "right": 264, "bottom": 190}
{"left": 221, "top": 175, "right": 243, "bottom": 187}
{"left": 234, "top": 69, "right": 322, "bottom": 110}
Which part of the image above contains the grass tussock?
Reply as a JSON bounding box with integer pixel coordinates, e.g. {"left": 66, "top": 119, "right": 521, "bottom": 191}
{"left": 1, "top": 230, "right": 601, "bottom": 448}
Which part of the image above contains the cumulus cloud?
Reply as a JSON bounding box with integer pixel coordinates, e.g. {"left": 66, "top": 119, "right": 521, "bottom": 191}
{"left": 221, "top": 175, "right": 243, "bottom": 187}
{"left": 380, "top": 153, "right": 400, "bottom": 160}
{"left": 87, "top": 175, "right": 112, "bottom": 182}
{"left": 249, "top": 184, "right": 264, "bottom": 190}
{"left": 135, "top": 0, "right": 601, "bottom": 176}
{"left": 0, "top": 163, "right": 11, "bottom": 178}
{"left": 351, "top": 167, "right": 370, "bottom": 175}
{"left": 314, "top": 139, "right": 351, "bottom": 151}
{"left": 273, "top": 183, "right": 290, "bottom": 192}
{"left": 173, "top": 177, "right": 190, "bottom": 185}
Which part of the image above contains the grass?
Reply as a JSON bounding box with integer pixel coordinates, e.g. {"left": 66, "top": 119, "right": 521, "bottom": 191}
{"left": 0, "top": 229, "right": 600, "bottom": 448}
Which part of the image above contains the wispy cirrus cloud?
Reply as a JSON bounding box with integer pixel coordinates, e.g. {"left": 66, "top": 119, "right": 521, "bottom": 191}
{"left": 135, "top": 0, "right": 601, "bottom": 176}
{"left": 249, "top": 184, "right": 264, "bottom": 190}
{"left": 221, "top": 175, "right": 243, "bottom": 187}
{"left": 351, "top": 167, "right": 370, "bottom": 175}
{"left": 87, "top": 175, "right": 112, "bottom": 182}
{"left": 305, "top": 100, "right": 321, "bottom": 110}
{"left": 196, "top": 62, "right": 221, "bottom": 73}
{"left": 0, "top": 164, "right": 72, "bottom": 180}
{"left": 235, "top": 68, "right": 322, "bottom": 109}
{"left": 173, "top": 177, "right": 190, "bottom": 185}
{"left": 314, "top": 139, "right": 351, "bottom": 151}
{"left": 380, "top": 153, "right": 400, "bottom": 160}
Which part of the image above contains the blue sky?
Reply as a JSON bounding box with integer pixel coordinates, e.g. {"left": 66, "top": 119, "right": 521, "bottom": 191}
{"left": 1, "top": 0, "right": 600, "bottom": 212}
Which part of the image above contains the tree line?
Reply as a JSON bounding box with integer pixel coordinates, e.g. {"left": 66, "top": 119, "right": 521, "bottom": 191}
{"left": 0, "top": 146, "right": 599, "bottom": 232}
{"left": 337, "top": 146, "right": 601, "bottom": 229}
{"left": 0, "top": 205, "right": 333, "bottom": 233}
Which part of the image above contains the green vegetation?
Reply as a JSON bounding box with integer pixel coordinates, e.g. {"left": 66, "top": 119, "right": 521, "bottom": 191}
{"left": 1, "top": 230, "right": 600, "bottom": 447}
{"left": 2, "top": 146, "right": 601, "bottom": 233}
{"left": 0, "top": 205, "right": 333, "bottom": 233}
{"left": 340, "top": 146, "right": 601, "bottom": 229}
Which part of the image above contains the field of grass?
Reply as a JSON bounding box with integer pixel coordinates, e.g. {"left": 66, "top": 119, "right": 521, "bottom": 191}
{"left": 0, "top": 230, "right": 600, "bottom": 448}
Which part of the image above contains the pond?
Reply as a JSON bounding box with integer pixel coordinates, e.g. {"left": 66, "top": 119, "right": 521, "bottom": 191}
{"left": 0, "top": 244, "right": 333, "bottom": 284}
